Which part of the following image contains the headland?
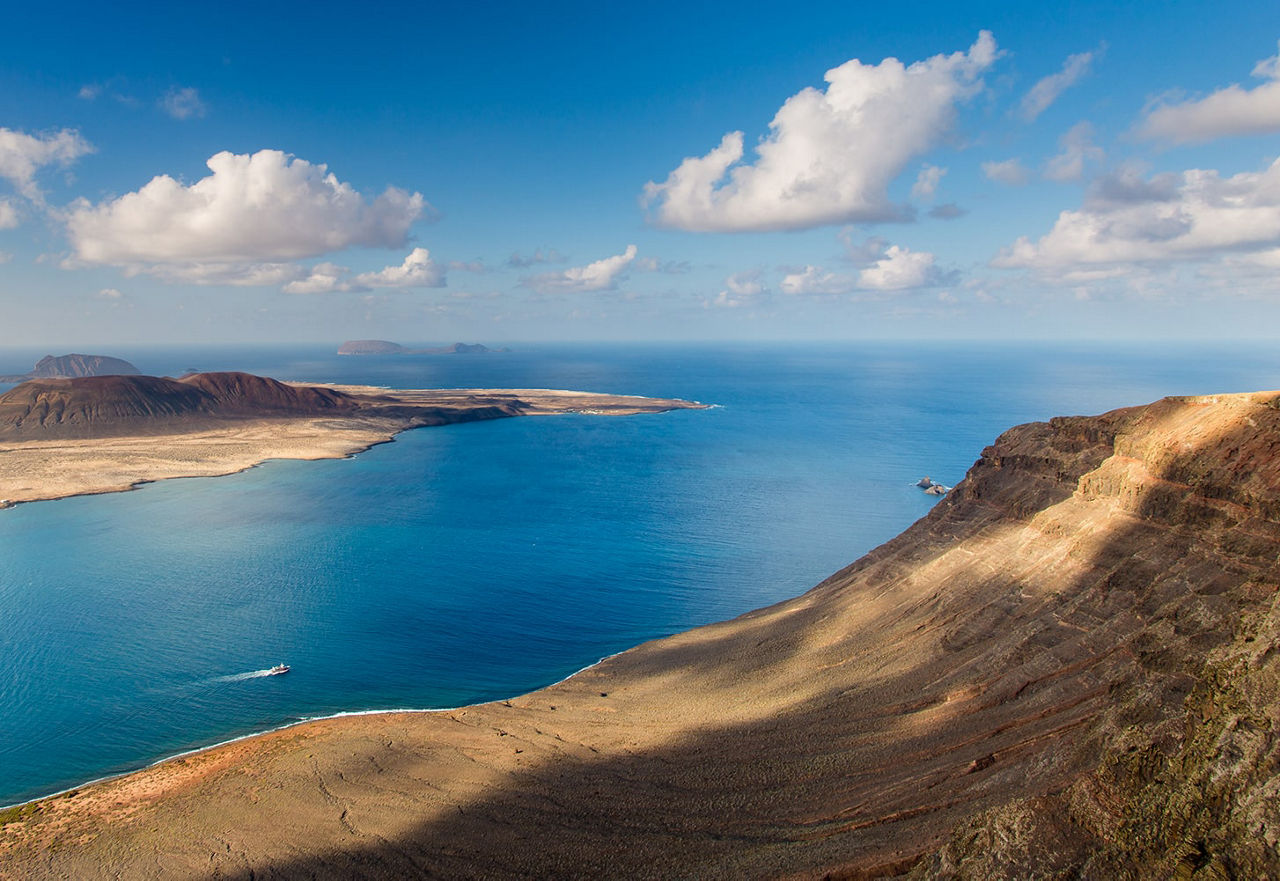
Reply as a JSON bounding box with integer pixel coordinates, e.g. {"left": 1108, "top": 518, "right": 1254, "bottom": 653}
{"left": 0, "top": 372, "right": 704, "bottom": 507}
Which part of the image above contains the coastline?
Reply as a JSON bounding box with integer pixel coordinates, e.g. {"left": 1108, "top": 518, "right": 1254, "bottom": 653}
{"left": 0, "top": 386, "right": 706, "bottom": 509}
{"left": 4, "top": 391, "right": 1280, "bottom": 877}
{"left": 0, "top": 649, "right": 627, "bottom": 812}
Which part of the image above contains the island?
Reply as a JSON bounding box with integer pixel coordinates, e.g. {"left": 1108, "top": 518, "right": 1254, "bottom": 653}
{"left": 2, "top": 391, "right": 1278, "bottom": 878}
{"left": 337, "top": 340, "right": 508, "bottom": 355}
{"left": 0, "top": 353, "right": 141, "bottom": 383}
{"left": 0, "top": 371, "right": 705, "bottom": 507}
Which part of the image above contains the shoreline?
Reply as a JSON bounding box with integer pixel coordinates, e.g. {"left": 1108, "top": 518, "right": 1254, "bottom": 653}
{"left": 0, "top": 385, "right": 707, "bottom": 509}
{"left": 0, "top": 648, "right": 627, "bottom": 812}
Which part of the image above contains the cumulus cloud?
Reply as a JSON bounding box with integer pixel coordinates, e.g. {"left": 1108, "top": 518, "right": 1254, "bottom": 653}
{"left": 982, "top": 158, "right": 1030, "bottom": 186}
{"left": 0, "top": 199, "right": 17, "bottom": 229}
{"left": 780, "top": 265, "right": 856, "bottom": 295}
{"left": 356, "top": 248, "right": 444, "bottom": 288}
{"left": 1043, "top": 121, "right": 1104, "bottom": 182}
{"left": 1020, "top": 50, "right": 1096, "bottom": 121}
{"left": 160, "top": 86, "right": 207, "bottom": 120}
{"left": 96, "top": 287, "right": 124, "bottom": 299}
{"left": 525, "top": 244, "right": 637, "bottom": 292}
{"left": 785, "top": 238, "right": 944, "bottom": 294}
{"left": 1136, "top": 42, "right": 1280, "bottom": 143}
{"left": 149, "top": 262, "right": 306, "bottom": 287}
{"left": 66, "top": 149, "right": 427, "bottom": 283}
{"left": 857, "top": 245, "right": 939, "bottom": 290}
{"left": 643, "top": 32, "right": 998, "bottom": 232}
{"left": 713, "top": 268, "right": 767, "bottom": 307}
{"left": 993, "top": 157, "right": 1280, "bottom": 271}
{"left": 0, "top": 127, "right": 94, "bottom": 201}
{"left": 911, "top": 164, "right": 947, "bottom": 200}
{"left": 283, "top": 249, "right": 446, "bottom": 294}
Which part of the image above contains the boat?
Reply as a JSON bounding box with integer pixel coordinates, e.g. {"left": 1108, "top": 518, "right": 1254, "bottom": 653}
{"left": 268, "top": 664, "right": 290, "bottom": 675}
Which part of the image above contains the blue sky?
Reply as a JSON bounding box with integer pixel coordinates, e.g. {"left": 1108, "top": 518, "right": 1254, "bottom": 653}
{"left": 2, "top": 0, "right": 1279, "bottom": 344}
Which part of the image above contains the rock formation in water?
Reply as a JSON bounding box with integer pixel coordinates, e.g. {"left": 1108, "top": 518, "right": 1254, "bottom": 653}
{"left": 0, "top": 353, "right": 140, "bottom": 383}
{"left": 1, "top": 392, "right": 1278, "bottom": 878}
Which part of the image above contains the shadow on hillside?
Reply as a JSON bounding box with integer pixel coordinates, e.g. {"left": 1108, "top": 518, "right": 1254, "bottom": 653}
{"left": 210, "top": 402, "right": 1277, "bottom": 880}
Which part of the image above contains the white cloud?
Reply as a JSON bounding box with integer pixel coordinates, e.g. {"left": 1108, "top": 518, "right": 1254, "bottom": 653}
{"left": 0, "top": 199, "right": 17, "bottom": 229}
{"left": 525, "top": 244, "right": 637, "bottom": 292}
{"left": 714, "top": 268, "right": 767, "bottom": 306}
{"left": 160, "top": 86, "right": 207, "bottom": 120}
{"left": 643, "top": 32, "right": 998, "bottom": 232}
{"left": 77, "top": 84, "right": 101, "bottom": 100}
{"left": 148, "top": 262, "right": 306, "bottom": 287}
{"left": 1043, "top": 121, "right": 1104, "bottom": 182}
{"left": 982, "top": 158, "right": 1030, "bottom": 186}
{"left": 1136, "top": 42, "right": 1280, "bottom": 143}
{"left": 283, "top": 249, "right": 446, "bottom": 294}
{"left": 858, "top": 245, "right": 938, "bottom": 290}
{"left": 911, "top": 164, "right": 947, "bottom": 200}
{"left": 0, "top": 127, "right": 94, "bottom": 200}
{"left": 66, "top": 149, "right": 426, "bottom": 283}
{"left": 356, "top": 247, "right": 444, "bottom": 288}
{"left": 1020, "top": 50, "right": 1096, "bottom": 122}
{"left": 282, "top": 262, "right": 352, "bottom": 294}
{"left": 780, "top": 265, "right": 856, "bottom": 295}
{"left": 993, "top": 158, "right": 1280, "bottom": 271}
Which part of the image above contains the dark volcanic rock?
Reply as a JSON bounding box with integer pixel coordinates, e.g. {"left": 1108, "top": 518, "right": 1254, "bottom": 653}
{"left": 0, "top": 372, "right": 362, "bottom": 439}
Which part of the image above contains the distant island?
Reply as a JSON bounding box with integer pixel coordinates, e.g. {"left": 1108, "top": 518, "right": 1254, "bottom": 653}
{"left": 0, "top": 372, "right": 704, "bottom": 505}
{"left": 337, "top": 340, "right": 509, "bottom": 356}
{"left": 0, "top": 353, "right": 140, "bottom": 383}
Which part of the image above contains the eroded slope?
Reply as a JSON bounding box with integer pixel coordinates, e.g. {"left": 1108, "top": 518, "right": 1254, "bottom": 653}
{"left": 1, "top": 392, "right": 1277, "bottom": 879}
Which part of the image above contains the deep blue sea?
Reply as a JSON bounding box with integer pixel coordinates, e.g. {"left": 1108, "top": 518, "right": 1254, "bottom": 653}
{"left": 2, "top": 342, "right": 1279, "bottom": 805}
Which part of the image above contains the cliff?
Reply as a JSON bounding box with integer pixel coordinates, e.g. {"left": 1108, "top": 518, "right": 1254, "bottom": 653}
{"left": 1, "top": 392, "right": 1278, "bottom": 879}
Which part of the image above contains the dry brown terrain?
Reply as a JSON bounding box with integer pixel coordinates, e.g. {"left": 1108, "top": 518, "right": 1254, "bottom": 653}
{"left": 2, "top": 392, "right": 1279, "bottom": 879}
{"left": 0, "top": 380, "right": 704, "bottom": 507}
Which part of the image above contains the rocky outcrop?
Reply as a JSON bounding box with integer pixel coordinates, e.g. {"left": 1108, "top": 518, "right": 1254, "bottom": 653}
{"left": 1, "top": 392, "right": 1278, "bottom": 879}
{"left": 0, "top": 353, "right": 140, "bottom": 382}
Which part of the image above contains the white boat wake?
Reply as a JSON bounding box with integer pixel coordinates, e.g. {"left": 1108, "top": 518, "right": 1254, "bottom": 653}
{"left": 210, "top": 669, "right": 282, "bottom": 683}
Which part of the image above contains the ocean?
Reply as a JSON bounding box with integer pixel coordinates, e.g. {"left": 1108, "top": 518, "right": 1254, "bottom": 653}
{"left": 1, "top": 341, "right": 1278, "bottom": 806}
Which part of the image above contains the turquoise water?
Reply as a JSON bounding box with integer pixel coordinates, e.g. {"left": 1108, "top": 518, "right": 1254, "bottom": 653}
{"left": 1, "top": 342, "right": 1278, "bottom": 805}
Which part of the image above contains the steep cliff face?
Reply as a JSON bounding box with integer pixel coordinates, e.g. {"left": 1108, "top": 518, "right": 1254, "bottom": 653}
{"left": 1, "top": 393, "right": 1277, "bottom": 879}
